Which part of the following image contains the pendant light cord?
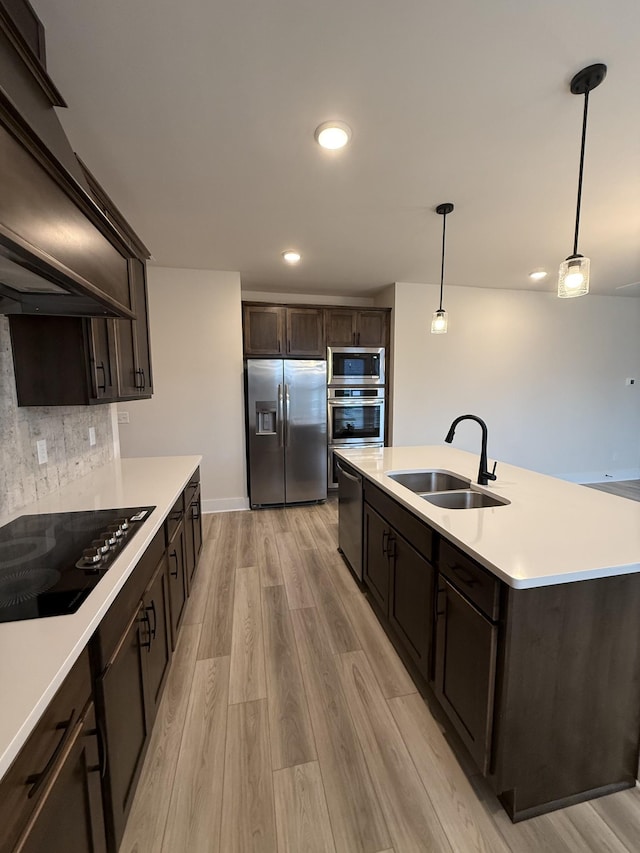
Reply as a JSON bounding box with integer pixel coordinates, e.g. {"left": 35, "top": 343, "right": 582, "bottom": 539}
{"left": 573, "top": 89, "right": 589, "bottom": 256}
{"left": 439, "top": 210, "right": 447, "bottom": 311}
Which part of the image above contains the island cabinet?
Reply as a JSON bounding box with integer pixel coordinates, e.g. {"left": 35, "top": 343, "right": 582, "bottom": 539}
{"left": 0, "top": 649, "right": 106, "bottom": 853}
{"left": 242, "top": 304, "right": 325, "bottom": 357}
{"left": 325, "top": 308, "right": 389, "bottom": 347}
{"left": 91, "top": 527, "right": 171, "bottom": 853}
{"left": 363, "top": 481, "right": 435, "bottom": 679}
{"left": 434, "top": 541, "right": 500, "bottom": 775}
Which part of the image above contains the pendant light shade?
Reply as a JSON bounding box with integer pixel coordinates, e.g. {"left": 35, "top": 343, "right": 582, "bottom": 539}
{"left": 558, "top": 63, "right": 606, "bottom": 299}
{"left": 431, "top": 202, "right": 454, "bottom": 334}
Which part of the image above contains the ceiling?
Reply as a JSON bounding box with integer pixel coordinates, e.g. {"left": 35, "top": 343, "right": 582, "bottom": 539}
{"left": 34, "top": 0, "right": 640, "bottom": 298}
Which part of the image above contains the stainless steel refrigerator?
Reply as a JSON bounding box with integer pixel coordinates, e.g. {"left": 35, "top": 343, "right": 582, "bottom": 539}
{"left": 246, "top": 359, "right": 327, "bottom": 508}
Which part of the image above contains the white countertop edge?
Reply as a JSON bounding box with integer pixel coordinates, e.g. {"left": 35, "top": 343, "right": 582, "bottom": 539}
{"left": 0, "top": 454, "right": 201, "bottom": 779}
{"left": 335, "top": 446, "right": 640, "bottom": 590}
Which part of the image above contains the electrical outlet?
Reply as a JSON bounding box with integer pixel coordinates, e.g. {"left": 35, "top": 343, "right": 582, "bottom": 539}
{"left": 117, "top": 411, "right": 130, "bottom": 424}
{"left": 36, "top": 439, "right": 47, "bottom": 465}
{"left": 89, "top": 426, "right": 96, "bottom": 446}
{"left": 625, "top": 378, "right": 636, "bottom": 386}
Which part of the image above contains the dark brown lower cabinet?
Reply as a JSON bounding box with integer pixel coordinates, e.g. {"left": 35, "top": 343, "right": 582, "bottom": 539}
{"left": 185, "top": 485, "right": 203, "bottom": 585}
{"left": 363, "top": 504, "right": 391, "bottom": 611}
{"left": 434, "top": 577, "right": 498, "bottom": 775}
{"left": 389, "top": 533, "right": 434, "bottom": 679}
{"left": 166, "top": 522, "right": 187, "bottom": 648}
{"left": 13, "top": 702, "right": 106, "bottom": 853}
{"left": 97, "top": 556, "right": 171, "bottom": 852}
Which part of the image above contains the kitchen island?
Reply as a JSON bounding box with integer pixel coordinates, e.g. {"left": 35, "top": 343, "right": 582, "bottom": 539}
{"left": 336, "top": 445, "right": 640, "bottom": 821}
{"left": 0, "top": 455, "right": 202, "bottom": 853}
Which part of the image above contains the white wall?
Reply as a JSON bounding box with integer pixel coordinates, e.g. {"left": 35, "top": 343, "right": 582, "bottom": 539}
{"left": 118, "top": 268, "right": 248, "bottom": 511}
{"left": 391, "top": 282, "right": 640, "bottom": 482}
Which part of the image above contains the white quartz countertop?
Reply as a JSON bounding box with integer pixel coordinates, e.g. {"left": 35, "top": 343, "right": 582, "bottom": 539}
{"left": 0, "top": 455, "right": 201, "bottom": 780}
{"left": 336, "top": 445, "right": 640, "bottom": 591}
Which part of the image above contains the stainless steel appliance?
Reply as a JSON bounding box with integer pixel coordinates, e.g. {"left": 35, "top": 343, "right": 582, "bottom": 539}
{"left": 328, "top": 441, "right": 383, "bottom": 490}
{"left": 327, "top": 387, "right": 385, "bottom": 445}
{"left": 0, "top": 506, "right": 154, "bottom": 623}
{"left": 246, "top": 359, "right": 327, "bottom": 508}
{"left": 327, "top": 346, "right": 385, "bottom": 386}
{"left": 336, "top": 457, "right": 363, "bottom": 580}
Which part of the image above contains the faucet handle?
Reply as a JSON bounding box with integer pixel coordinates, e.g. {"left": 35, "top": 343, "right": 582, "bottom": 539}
{"left": 488, "top": 460, "right": 498, "bottom": 481}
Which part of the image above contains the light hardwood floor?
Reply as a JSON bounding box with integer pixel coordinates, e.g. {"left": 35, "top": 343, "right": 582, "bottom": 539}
{"left": 586, "top": 479, "right": 640, "bottom": 502}
{"left": 119, "top": 500, "right": 640, "bottom": 853}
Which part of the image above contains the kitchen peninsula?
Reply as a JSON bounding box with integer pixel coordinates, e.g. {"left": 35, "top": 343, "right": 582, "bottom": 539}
{"left": 336, "top": 445, "right": 640, "bottom": 821}
{"left": 0, "top": 456, "right": 202, "bottom": 853}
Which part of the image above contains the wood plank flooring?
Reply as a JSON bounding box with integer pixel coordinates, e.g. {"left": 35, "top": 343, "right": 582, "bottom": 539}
{"left": 121, "top": 500, "right": 640, "bottom": 853}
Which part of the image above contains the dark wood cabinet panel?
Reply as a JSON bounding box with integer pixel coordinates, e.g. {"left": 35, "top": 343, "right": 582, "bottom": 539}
{"left": 389, "top": 534, "right": 434, "bottom": 679}
{"left": 115, "top": 259, "right": 152, "bottom": 400}
{"left": 325, "top": 309, "right": 357, "bottom": 346}
{"left": 363, "top": 504, "right": 391, "bottom": 611}
{"left": 141, "top": 559, "right": 172, "bottom": 726}
{"left": 11, "top": 702, "right": 106, "bottom": 853}
{"left": 184, "top": 482, "right": 203, "bottom": 588}
{"left": 357, "top": 310, "right": 388, "bottom": 347}
{"left": 434, "top": 578, "right": 497, "bottom": 775}
{"left": 286, "top": 307, "right": 324, "bottom": 356}
{"left": 89, "top": 318, "right": 117, "bottom": 401}
{"left": 166, "top": 524, "right": 187, "bottom": 649}
{"left": 243, "top": 305, "right": 284, "bottom": 355}
{"left": 97, "top": 605, "right": 149, "bottom": 851}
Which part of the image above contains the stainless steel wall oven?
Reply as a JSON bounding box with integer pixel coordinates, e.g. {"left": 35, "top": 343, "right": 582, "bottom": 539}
{"left": 327, "top": 387, "right": 385, "bottom": 445}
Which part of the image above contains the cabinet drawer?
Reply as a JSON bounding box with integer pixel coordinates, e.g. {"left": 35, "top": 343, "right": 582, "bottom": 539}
{"left": 0, "top": 649, "right": 92, "bottom": 853}
{"left": 92, "top": 527, "right": 165, "bottom": 672}
{"left": 164, "top": 493, "right": 185, "bottom": 544}
{"left": 439, "top": 540, "right": 500, "bottom": 621}
{"left": 364, "top": 481, "right": 434, "bottom": 562}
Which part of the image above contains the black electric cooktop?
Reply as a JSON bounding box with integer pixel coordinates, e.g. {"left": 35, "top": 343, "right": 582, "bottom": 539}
{"left": 0, "top": 506, "right": 155, "bottom": 624}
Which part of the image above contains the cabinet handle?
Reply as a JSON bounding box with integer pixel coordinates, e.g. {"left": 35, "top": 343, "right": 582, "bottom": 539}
{"left": 435, "top": 587, "right": 447, "bottom": 618}
{"left": 146, "top": 600, "right": 157, "bottom": 640}
{"left": 140, "top": 609, "right": 152, "bottom": 650}
{"left": 287, "top": 339, "right": 291, "bottom": 353}
{"left": 191, "top": 502, "right": 200, "bottom": 520}
{"left": 387, "top": 534, "right": 396, "bottom": 559}
{"left": 140, "top": 368, "right": 146, "bottom": 391}
{"left": 135, "top": 368, "right": 146, "bottom": 391}
{"left": 96, "top": 362, "right": 106, "bottom": 392}
{"left": 25, "top": 710, "right": 76, "bottom": 798}
{"left": 356, "top": 331, "right": 360, "bottom": 345}
{"left": 87, "top": 718, "right": 108, "bottom": 778}
{"left": 382, "top": 530, "right": 389, "bottom": 556}
{"left": 277, "top": 339, "right": 282, "bottom": 353}
{"left": 169, "top": 549, "right": 179, "bottom": 578}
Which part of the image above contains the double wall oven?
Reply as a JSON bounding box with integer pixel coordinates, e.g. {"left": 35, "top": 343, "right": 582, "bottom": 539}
{"left": 327, "top": 346, "right": 385, "bottom": 489}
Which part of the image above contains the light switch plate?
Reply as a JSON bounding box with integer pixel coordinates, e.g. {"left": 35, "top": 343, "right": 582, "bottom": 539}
{"left": 117, "top": 411, "right": 130, "bottom": 424}
{"left": 89, "top": 426, "right": 96, "bottom": 446}
{"left": 36, "top": 439, "right": 47, "bottom": 465}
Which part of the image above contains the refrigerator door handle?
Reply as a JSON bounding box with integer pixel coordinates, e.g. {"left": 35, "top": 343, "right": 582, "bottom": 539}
{"left": 277, "top": 383, "right": 284, "bottom": 447}
{"left": 284, "top": 383, "right": 290, "bottom": 447}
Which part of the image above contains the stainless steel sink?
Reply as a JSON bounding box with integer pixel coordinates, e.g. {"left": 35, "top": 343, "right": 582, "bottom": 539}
{"left": 386, "top": 469, "right": 470, "bottom": 493}
{"left": 423, "top": 490, "right": 510, "bottom": 509}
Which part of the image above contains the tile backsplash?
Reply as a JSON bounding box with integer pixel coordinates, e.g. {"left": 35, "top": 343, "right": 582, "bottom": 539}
{"left": 0, "top": 316, "right": 116, "bottom": 519}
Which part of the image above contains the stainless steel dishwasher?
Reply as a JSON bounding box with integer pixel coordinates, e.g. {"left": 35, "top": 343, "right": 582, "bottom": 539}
{"left": 337, "top": 458, "right": 363, "bottom": 581}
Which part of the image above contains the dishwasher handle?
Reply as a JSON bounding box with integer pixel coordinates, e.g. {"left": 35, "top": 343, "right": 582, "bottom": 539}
{"left": 336, "top": 461, "right": 361, "bottom": 483}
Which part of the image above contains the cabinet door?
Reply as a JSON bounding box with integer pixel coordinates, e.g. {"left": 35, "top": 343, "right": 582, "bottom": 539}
{"left": 325, "top": 308, "right": 357, "bottom": 346}
{"left": 141, "top": 558, "right": 172, "bottom": 725}
{"left": 363, "top": 504, "right": 391, "bottom": 612}
{"left": 356, "top": 310, "right": 388, "bottom": 347}
{"left": 88, "top": 318, "right": 117, "bottom": 402}
{"left": 389, "top": 533, "right": 435, "bottom": 679}
{"left": 97, "top": 606, "right": 149, "bottom": 851}
{"left": 167, "top": 525, "right": 187, "bottom": 648}
{"left": 243, "top": 305, "right": 285, "bottom": 355}
{"left": 286, "top": 307, "right": 324, "bottom": 356}
{"left": 13, "top": 703, "right": 106, "bottom": 853}
{"left": 434, "top": 578, "right": 498, "bottom": 774}
{"left": 129, "top": 258, "right": 153, "bottom": 396}
{"left": 114, "top": 311, "right": 138, "bottom": 398}
{"left": 191, "top": 489, "right": 203, "bottom": 574}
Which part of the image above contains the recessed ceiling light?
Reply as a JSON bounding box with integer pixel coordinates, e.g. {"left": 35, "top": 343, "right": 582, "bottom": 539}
{"left": 282, "top": 250, "right": 301, "bottom": 264}
{"left": 314, "top": 121, "right": 352, "bottom": 150}
{"left": 529, "top": 270, "right": 548, "bottom": 281}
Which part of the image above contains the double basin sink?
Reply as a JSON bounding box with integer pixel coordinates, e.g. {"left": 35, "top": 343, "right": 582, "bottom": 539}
{"left": 386, "top": 470, "right": 510, "bottom": 509}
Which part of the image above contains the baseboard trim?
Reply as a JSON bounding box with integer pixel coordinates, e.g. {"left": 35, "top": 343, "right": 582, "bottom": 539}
{"left": 202, "top": 497, "right": 250, "bottom": 513}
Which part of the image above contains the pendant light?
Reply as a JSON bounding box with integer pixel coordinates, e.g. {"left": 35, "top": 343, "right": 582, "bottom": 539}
{"left": 431, "top": 202, "right": 454, "bottom": 333}
{"left": 558, "top": 63, "right": 607, "bottom": 298}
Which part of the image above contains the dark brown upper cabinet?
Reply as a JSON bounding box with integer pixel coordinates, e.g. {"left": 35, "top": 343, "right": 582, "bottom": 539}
{"left": 242, "top": 303, "right": 389, "bottom": 357}
{"left": 325, "top": 308, "right": 388, "bottom": 347}
{"left": 115, "top": 258, "right": 153, "bottom": 400}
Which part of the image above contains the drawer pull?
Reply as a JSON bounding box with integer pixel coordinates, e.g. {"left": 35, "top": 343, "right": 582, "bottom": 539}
{"left": 140, "top": 610, "right": 152, "bottom": 650}
{"left": 169, "top": 550, "right": 179, "bottom": 578}
{"left": 451, "top": 564, "right": 479, "bottom": 587}
{"left": 25, "top": 710, "right": 76, "bottom": 798}
{"left": 435, "top": 587, "right": 447, "bottom": 618}
{"left": 146, "top": 600, "right": 157, "bottom": 640}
